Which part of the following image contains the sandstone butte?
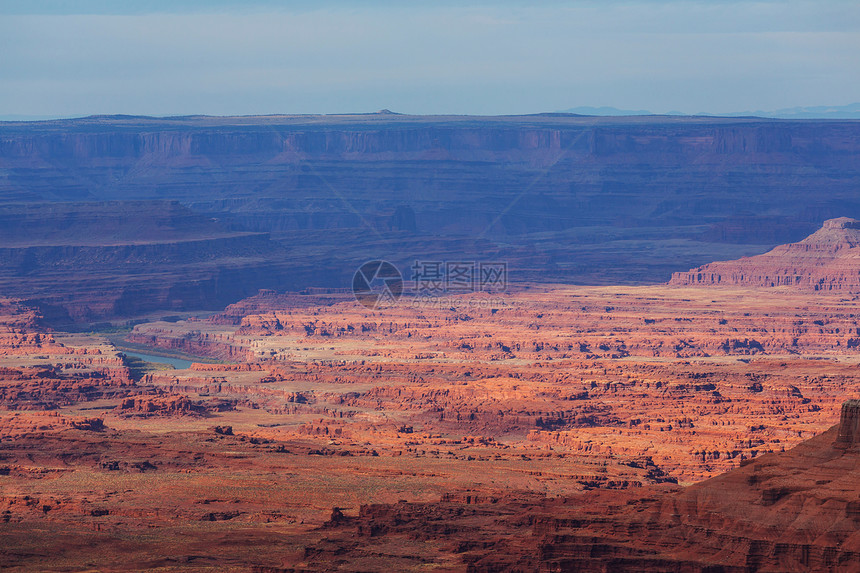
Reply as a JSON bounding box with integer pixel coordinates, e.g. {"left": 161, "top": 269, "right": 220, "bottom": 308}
{"left": 671, "top": 217, "right": 860, "bottom": 291}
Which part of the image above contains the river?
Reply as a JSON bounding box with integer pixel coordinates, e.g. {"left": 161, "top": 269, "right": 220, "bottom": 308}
{"left": 122, "top": 351, "right": 194, "bottom": 370}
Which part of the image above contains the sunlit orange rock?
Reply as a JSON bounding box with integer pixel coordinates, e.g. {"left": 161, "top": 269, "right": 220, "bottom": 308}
{"left": 672, "top": 217, "right": 860, "bottom": 291}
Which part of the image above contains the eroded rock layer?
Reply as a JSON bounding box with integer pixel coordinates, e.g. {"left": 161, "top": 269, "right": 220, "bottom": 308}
{"left": 2, "top": 287, "right": 860, "bottom": 570}
{"left": 126, "top": 285, "right": 860, "bottom": 483}
{"left": 2, "top": 114, "right": 860, "bottom": 297}
{"left": 301, "top": 412, "right": 860, "bottom": 572}
{"left": 0, "top": 299, "right": 133, "bottom": 409}
{"left": 671, "top": 217, "right": 860, "bottom": 291}
{"left": 0, "top": 201, "right": 303, "bottom": 322}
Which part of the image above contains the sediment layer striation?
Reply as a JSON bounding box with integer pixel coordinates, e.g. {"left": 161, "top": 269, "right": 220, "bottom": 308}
{"left": 2, "top": 114, "right": 859, "bottom": 301}
{"left": 304, "top": 404, "right": 860, "bottom": 571}
{"left": 0, "top": 201, "right": 304, "bottom": 322}
{"left": 672, "top": 217, "right": 860, "bottom": 291}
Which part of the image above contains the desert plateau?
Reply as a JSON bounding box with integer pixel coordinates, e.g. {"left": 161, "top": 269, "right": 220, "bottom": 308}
{"left": 3, "top": 207, "right": 860, "bottom": 569}
{"left": 1, "top": 67, "right": 860, "bottom": 570}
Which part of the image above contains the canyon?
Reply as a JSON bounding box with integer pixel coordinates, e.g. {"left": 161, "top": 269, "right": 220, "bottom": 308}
{"left": 3, "top": 274, "right": 860, "bottom": 569}
{"left": 2, "top": 115, "right": 860, "bottom": 570}
{"left": 123, "top": 283, "right": 860, "bottom": 483}
{"left": 299, "top": 404, "right": 860, "bottom": 572}
{"left": 2, "top": 114, "right": 860, "bottom": 320}
{"left": 0, "top": 201, "right": 307, "bottom": 323}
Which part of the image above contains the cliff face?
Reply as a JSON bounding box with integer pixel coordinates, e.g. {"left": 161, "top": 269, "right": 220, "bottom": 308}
{"left": 837, "top": 399, "right": 860, "bottom": 446}
{"left": 671, "top": 217, "right": 860, "bottom": 291}
{"left": 297, "top": 401, "right": 860, "bottom": 571}
{"left": 128, "top": 284, "right": 860, "bottom": 484}
{"left": 0, "top": 201, "right": 305, "bottom": 322}
{"left": 1, "top": 114, "right": 859, "bottom": 295}
{"left": 3, "top": 117, "right": 857, "bottom": 234}
{"left": 0, "top": 298, "right": 132, "bottom": 410}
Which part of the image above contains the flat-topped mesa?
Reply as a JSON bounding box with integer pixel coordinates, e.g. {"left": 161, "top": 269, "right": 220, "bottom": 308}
{"left": 670, "top": 217, "right": 860, "bottom": 291}
{"left": 797, "top": 217, "right": 860, "bottom": 249}
{"left": 836, "top": 400, "right": 860, "bottom": 447}
{"left": 822, "top": 217, "right": 860, "bottom": 231}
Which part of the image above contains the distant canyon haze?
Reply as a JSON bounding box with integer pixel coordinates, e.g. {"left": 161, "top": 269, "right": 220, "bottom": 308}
{"left": 0, "top": 112, "right": 858, "bottom": 322}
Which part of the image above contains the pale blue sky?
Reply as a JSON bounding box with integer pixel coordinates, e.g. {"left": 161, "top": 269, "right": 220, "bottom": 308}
{"left": 1, "top": 1, "right": 858, "bottom": 118}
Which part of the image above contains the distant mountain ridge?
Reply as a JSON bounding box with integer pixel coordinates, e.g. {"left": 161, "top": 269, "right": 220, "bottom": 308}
{"left": 560, "top": 103, "right": 860, "bottom": 119}
{"left": 557, "top": 106, "right": 657, "bottom": 117}
{"left": 5, "top": 104, "right": 860, "bottom": 122}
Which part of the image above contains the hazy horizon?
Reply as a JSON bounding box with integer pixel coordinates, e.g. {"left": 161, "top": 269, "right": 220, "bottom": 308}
{"left": 3, "top": 102, "right": 860, "bottom": 123}
{"left": 2, "top": 1, "right": 858, "bottom": 118}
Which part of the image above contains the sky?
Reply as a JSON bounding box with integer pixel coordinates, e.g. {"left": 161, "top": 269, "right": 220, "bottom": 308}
{"left": 1, "top": 0, "right": 858, "bottom": 118}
